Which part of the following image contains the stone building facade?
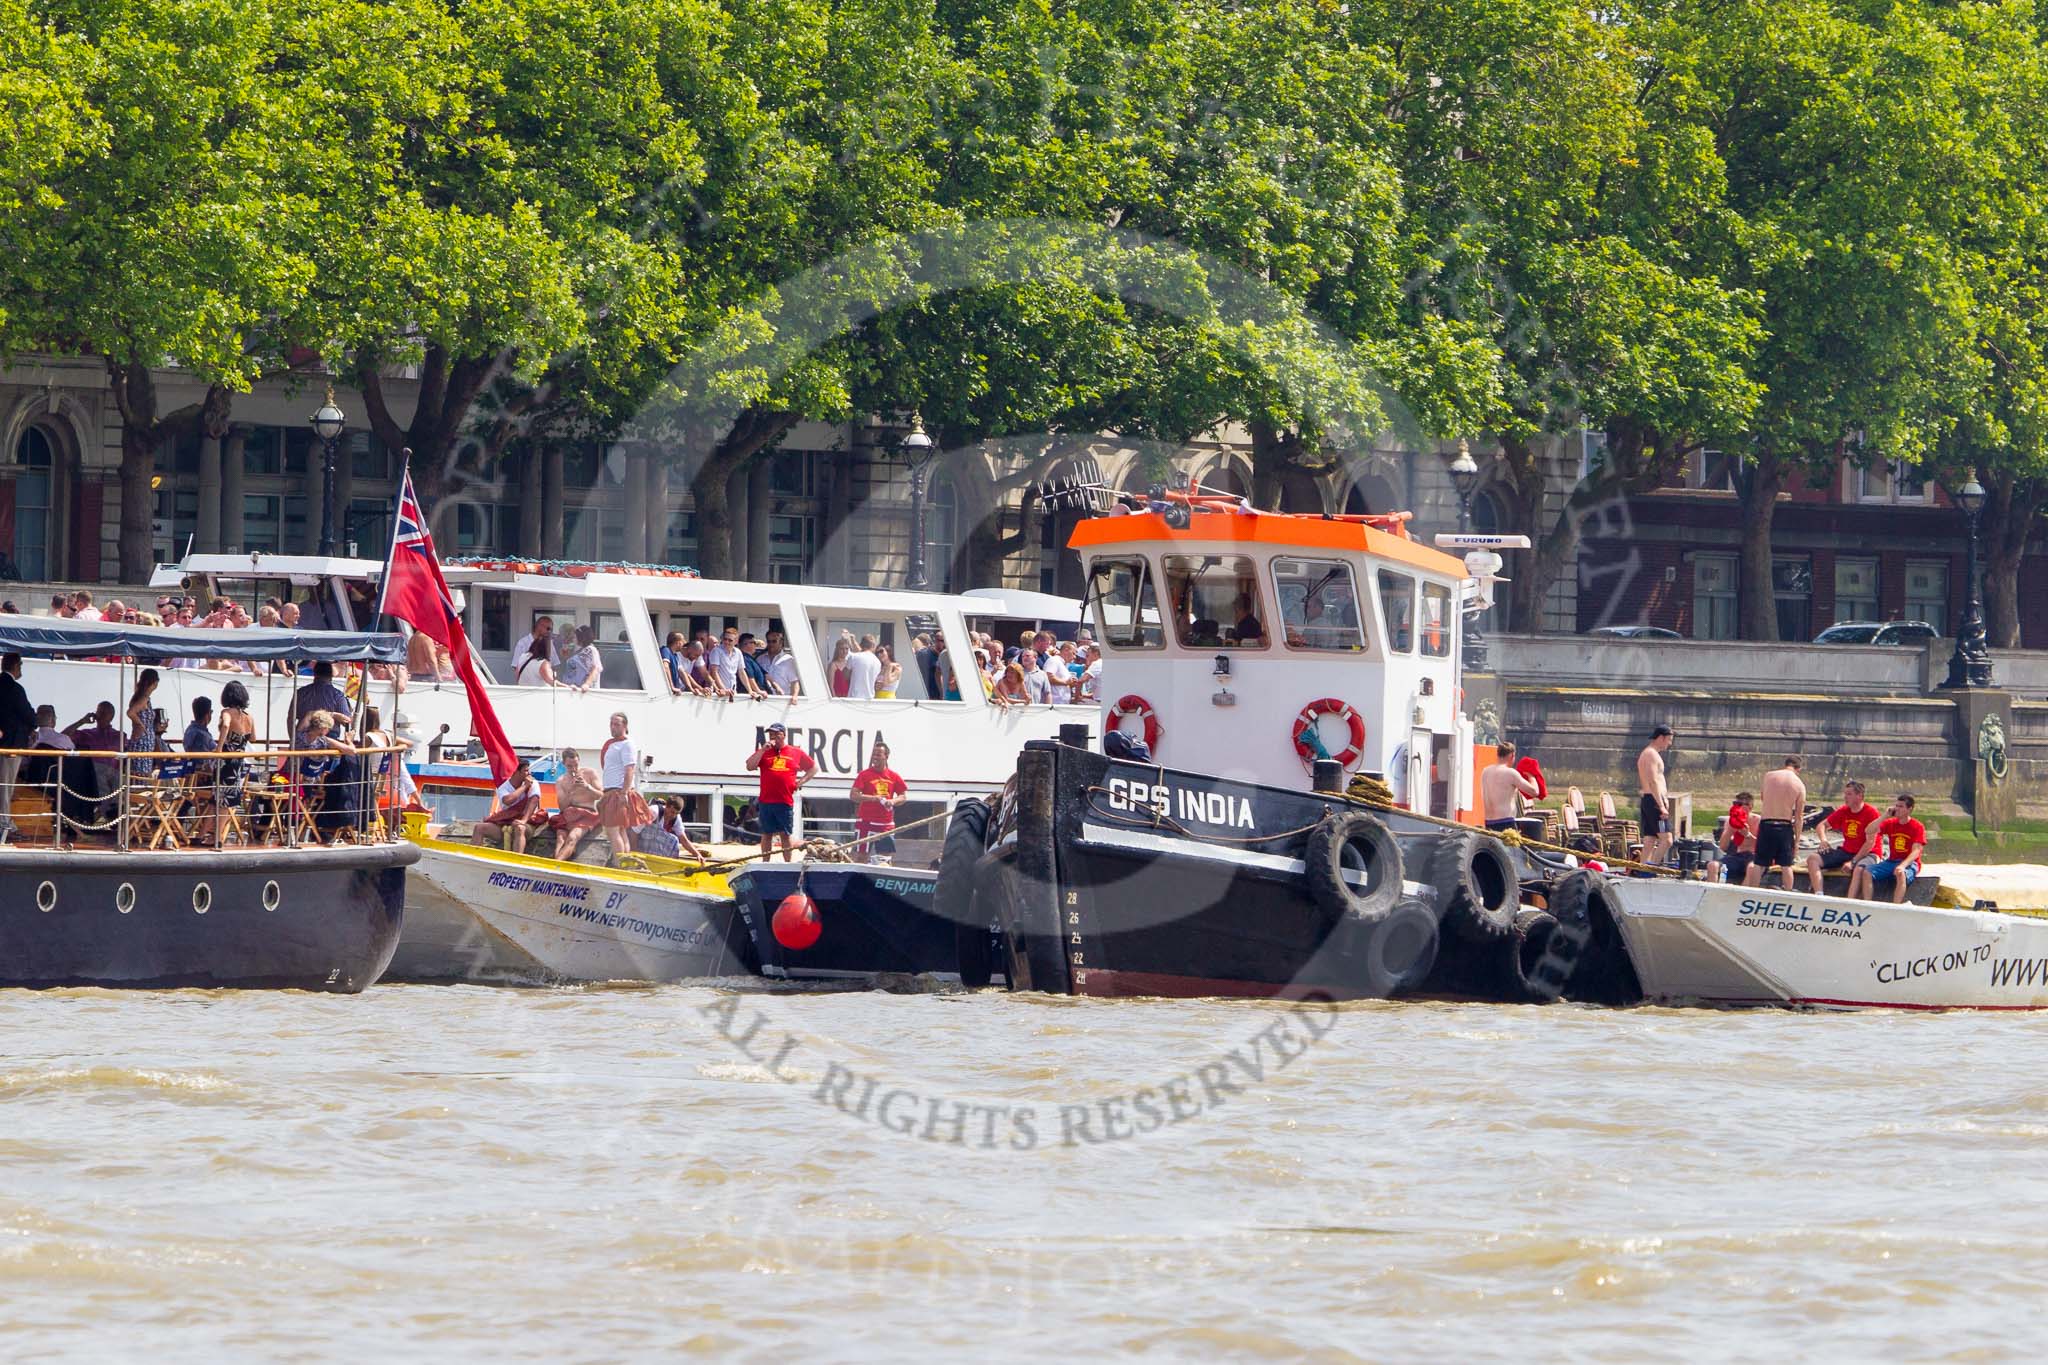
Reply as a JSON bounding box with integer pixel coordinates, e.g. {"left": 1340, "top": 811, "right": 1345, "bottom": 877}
{"left": 0, "top": 356, "right": 1582, "bottom": 622}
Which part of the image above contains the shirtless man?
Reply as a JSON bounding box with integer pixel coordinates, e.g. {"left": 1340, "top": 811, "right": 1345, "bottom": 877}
{"left": 1743, "top": 756, "right": 1806, "bottom": 889}
{"left": 1480, "top": 741, "right": 1540, "bottom": 832}
{"left": 1636, "top": 725, "right": 1675, "bottom": 866}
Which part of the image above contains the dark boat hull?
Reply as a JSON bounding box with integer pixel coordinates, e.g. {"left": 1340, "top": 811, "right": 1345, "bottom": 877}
{"left": 983, "top": 742, "right": 1458, "bottom": 1001}
{"left": 0, "top": 844, "right": 416, "bottom": 992}
{"left": 729, "top": 863, "right": 1001, "bottom": 985}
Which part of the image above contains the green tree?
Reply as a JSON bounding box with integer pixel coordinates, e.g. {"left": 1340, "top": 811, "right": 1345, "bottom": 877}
{"left": 0, "top": 0, "right": 103, "bottom": 332}
{"left": 845, "top": 0, "right": 1500, "bottom": 590}
{"left": 267, "top": 0, "right": 700, "bottom": 515}
{"left": 1918, "top": 1, "right": 2048, "bottom": 647}
{"left": 635, "top": 0, "right": 959, "bottom": 577}
{"left": 1381, "top": 0, "right": 1762, "bottom": 631}
{"left": 0, "top": 0, "right": 317, "bottom": 580}
{"left": 1678, "top": 0, "right": 1991, "bottom": 639}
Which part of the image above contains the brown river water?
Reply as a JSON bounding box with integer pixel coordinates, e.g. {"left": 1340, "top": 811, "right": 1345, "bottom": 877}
{"left": 4, "top": 982, "right": 2047, "bottom": 1360}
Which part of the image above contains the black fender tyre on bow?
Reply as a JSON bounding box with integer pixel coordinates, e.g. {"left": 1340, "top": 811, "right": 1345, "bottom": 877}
{"left": 1432, "top": 830, "right": 1520, "bottom": 944}
{"left": 1503, "top": 908, "right": 1564, "bottom": 1003}
{"left": 1303, "top": 896, "right": 1440, "bottom": 998}
{"left": 939, "top": 797, "right": 995, "bottom": 987}
{"left": 1304, "top": 809, "right": 1404, "bottom": 926}
{"left": 1541, "top": 869, "right": 1643, "bottom": 1006}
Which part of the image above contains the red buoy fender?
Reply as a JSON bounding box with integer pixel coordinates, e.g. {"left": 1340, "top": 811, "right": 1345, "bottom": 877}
{"left": 1106, "top": 694, "right": 1162, "bottom": 752}
{"left": 1516, "top": 755, "right": 1547, "bottom": 800}
{"left": 1293, "top": 697, "right": 1367, "bottom": 768}
{"left": 772, "top": 893, "right": 823, "bottom": 951}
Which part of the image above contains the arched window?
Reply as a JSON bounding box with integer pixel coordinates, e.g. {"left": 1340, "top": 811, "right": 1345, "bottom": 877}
{"left": 1196, "top": 460, "right": 1251, "bottom": 498}
{"left": 12, "top": 427, "right": 54, "bottom": 580}
{"left": 1472, "top": 487, "right": 1506, "bottom": 534}
{"left": 1343, "top": 472, "right": 1400, "bottom": 517}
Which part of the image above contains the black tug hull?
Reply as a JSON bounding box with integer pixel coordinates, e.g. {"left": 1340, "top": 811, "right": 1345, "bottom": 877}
{"left": 983, "top": 742, "right": 1466, "bottom": 1000}
{"left": 0, "top": 843, "right": 416, "bottom": 992}
{"left": 730, "top": 864, "right": 1003, "bottom": 984}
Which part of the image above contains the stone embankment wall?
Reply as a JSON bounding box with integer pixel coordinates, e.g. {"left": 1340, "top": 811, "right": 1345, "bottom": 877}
{"left": 1489, "top": 635, "right": 2047, "bottom": 820}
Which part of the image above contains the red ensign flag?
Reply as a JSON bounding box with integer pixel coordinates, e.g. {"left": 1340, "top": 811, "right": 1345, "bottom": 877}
{"left": 376, "top": 468, "right": 518, "bottom": 781}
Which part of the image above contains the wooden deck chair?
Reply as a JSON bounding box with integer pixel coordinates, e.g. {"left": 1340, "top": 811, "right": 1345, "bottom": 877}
{"left": 214, "top": 786, "right": 249, "bottom": 846}
{"left": 290, "top": 757, "right": 334, "bottom": 844}
{"left": 360, "top": 752, "right": 395, "bottom": 841}
{"left": 245, "top": 784, "right": 292, "bottom": 845}
{"left": 134, "top": 762, "right": 192, "bottom": 850}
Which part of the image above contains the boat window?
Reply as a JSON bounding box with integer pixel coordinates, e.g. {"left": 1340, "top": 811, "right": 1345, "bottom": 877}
{"left": 1162, "top": 555, "right": 1267, "bottom": 649}
{"left": 1378, "top": 569, "right": 1416, "bottom": 654}
{"left": 807, "top": 613, "right": 932, "bottom": 700}
{"left": 1421, "top": 581, "right": 1453, "bottom": 658}
{"left": 593, "top": 642, "right": 641, "bottom": 690}
{"left": 1274, "top": 557, "right": 1367, "bottom": 653}
{"left": 1087, "top": 557, "right": 1163, "bottom": 649}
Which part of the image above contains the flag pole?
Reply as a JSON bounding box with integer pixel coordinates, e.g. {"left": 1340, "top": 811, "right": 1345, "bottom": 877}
{"left": 371, "top": 447, "right": 411, "bottom": 627}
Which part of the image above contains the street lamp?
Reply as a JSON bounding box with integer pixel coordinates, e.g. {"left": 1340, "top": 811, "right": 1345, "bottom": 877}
{"left": 310, "top": 386, "right": 346, "bottom": 558}
{"left": 1447, "top": 438, "right": 1488, "bottom": 671}
{"left": 1944, "top": 475, "right": 1993, "bottom": 689}
{"left": 901, "top": 413, "right": 937, "bottom": 592}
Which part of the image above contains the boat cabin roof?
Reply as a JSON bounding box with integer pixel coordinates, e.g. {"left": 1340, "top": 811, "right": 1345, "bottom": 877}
{"left": 0, "top": 618, "right": 407, "bottom": 664}
{"left": 1070, "top": 506, "right": 1467, "bottom": 580}
{"left": 458, "top": 569, "right": 995, "bottom": 614}
{"left": 149, "top": 552, "right": 388, "bottom": 587}
{"left": 155, "top": 550, "right": 1011, "bottom": 616}
{"left": 960, "top": 587, "right": 1084, "bottom": 625}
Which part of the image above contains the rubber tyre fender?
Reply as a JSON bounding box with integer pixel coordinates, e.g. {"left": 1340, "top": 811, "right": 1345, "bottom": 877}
{"left": 1304, "top": 810, "right": 1403, "bottom": 926}
{"left": 1432, "top": 831, "right": 1520, "bottom": 945}
{"left": 1542, "top": 869, "right": 1641, "bottom": 1006}
{"left": 1306, "top": 896, "right": 1440, "bottom": 999}
{"left": 1505, "top": 909, "right": 1564, "bottom": 1004}
{"left": 939, "top": 798, "right": 995, "bottom": 987}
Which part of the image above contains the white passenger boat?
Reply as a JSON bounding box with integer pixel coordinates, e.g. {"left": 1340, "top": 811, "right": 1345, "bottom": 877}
{"left": 1607, "top": 877, "right": 2048, "bottom": 1010}
{"left": 389, "top": 834, "right": 746, "bottom": 985}
{"left": 11, "top": 552, "right": 1097, "bottom": 838}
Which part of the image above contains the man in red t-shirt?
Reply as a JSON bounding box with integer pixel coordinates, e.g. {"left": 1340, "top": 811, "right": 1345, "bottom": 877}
{"left": 1802, "top": 780, "right": 1881, "bottom": 893}
{"left": 745, "top": 722, "right": 815, "bottom": 861}
{"left": 1848, "top": 793, "right": 1928, "bottom": 903}
{"left": 849, "top": 740, "right": 907, "bottom": 864}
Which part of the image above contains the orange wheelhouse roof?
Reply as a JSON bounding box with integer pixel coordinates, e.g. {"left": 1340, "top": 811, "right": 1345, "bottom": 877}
{"left": 1068, "top": 508, "right": 1468, "bottom": 579}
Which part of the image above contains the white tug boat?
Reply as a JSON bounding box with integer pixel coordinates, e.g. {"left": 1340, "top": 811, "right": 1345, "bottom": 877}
{"left": 936, "top": 481, "right": 2048, "bottom": 1011}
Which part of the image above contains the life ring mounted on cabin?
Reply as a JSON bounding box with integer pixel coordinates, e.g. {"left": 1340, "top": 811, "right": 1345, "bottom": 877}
{"left": 1292, "top": 697, "right": 1367, "bottom": 769}
{"left": 1106, "top": 694, "right": 1162, "bottom": 753}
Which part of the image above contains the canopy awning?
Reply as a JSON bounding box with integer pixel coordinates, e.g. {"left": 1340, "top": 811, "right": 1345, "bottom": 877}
{"left": 0, "top": 619, "right": 407, "bottom": 664}
{"left": 959, "top": 587, "right": 1084, "bottom": 624}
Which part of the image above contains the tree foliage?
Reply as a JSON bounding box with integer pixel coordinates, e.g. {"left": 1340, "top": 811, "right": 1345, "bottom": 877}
{"left": 6, "top": 0, "right": 2048, "bottom": 612}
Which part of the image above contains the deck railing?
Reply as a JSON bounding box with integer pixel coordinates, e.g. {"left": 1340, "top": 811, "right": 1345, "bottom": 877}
{"left": 0, "top": 742, "right": 414, "bottom": 851}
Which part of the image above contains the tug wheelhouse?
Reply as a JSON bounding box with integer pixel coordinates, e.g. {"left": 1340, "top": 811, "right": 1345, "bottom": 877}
{"left": 937, "top": 488, "right": 1586, "bottom": 1002}
{"left": 1073, "top": 500, "right": 1475, "bottom": 819}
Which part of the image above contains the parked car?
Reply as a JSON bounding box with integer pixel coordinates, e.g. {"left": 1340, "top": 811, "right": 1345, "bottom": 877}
{"left": 1813, "top": 621, "right": 1940, "bottom": 646}
{"left": 1588, "top": 625, "right": 1683, "bottom": 640}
